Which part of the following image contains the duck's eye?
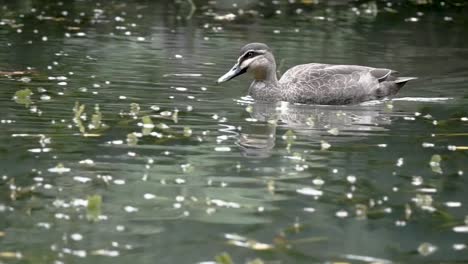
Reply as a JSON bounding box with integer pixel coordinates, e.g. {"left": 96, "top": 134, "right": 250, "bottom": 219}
{"left": 247, "top": 52, "right": 254, "bottom": 58}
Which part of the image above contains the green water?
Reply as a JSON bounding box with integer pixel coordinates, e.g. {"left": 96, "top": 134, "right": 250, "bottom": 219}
{"left": 0, "top": 1, "right": 467, "bottom": 263}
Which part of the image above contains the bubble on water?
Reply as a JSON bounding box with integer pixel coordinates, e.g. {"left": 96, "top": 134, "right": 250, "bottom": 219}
{"left": 418, "top": 242, "right": 437, "bottom": 256}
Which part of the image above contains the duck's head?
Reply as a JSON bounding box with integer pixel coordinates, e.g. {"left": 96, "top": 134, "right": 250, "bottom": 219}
{"left": 217, "top": 43, "right": 276, "bottom": 84}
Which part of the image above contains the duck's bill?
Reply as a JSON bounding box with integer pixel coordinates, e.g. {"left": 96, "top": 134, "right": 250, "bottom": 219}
{"left": 216, "top": 63, "right": 247, "bottom": 83}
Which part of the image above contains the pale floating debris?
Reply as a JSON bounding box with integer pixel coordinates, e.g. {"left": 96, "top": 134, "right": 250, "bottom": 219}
{"left": 327, "top": 128, "right": 339, "bottom": 136}
{"left": 160, "top": 111, "right": 172, "bottom": 116}
{"left": 71, "top": 199, "right": 88, "bottom": 207}
{"left": 55, "top": 213, "right": 70, "bottom": 220}
{"left": 453, "top": 226, "right": 468, "bottom": 233}
{"left": 214, "top": 146, "right": 231, "bottom": 152}
{"left": 245, "top": 118, "right": 258, "bottom": 122}
{"left": 304, "top": 207, "right": 316, "bottom": 213}
{"left": 377, "top": 143, "right": 387, "bottom": 148}
{"left": 28, "top": 148, "right": 51, "bottom": 153}
{"left": 297, "top": 187, "right": 323, "bottom": 196}
{"left": 403, "top": 116, "right": 415, "bottom": 121}
{"left": 110, "top": 140, "right": 124, "bottom": 145}
{"left": 119, "top": 95, "right": 127, "bottom": 100}
{"left": 395, "top": 220, "right": 407, "bottom": 227}
{"left": 312, "top": 178, "right": 325, "bottom": 186}
{"left": 37, "top": 222, "right": 51, "bottom": 229}
{"left": 143, "top": 193, "right": 156, "bottom": 200}
{"left": 70, "top": 233, "right": 83, "bottom": 241}
{"left": 150, "top": 105, "right": 160, "bottom": 111}
{"left": 40, "top": 95, "right": 51, "bottom": 101}
{"left": 113, "top": 179, "right": 125, "bottom": 185}
{"left": 79, "top": 159, "right": 94, "bottom": 165}
{"left": 412, "top": 176, "right": 423, "bottom": 186}
{"left": 320, "top": 140, "right": 331, "bottom": 150}
{"left": 214, "top": 13, "right": 236, "bottom": 21}
{"left": 422, "top": 142, "right": 434, "bottom": 148}
{"left": 73, "top": 176, "right": 91, "bottom": 183}
{"left": 174, "top": 54, "right": 183, "bottom": 59}
{"left": 448, "top": 145, "right": 457, "bottom": 151}
{"left": 209, "top": 199, "right": 240, "bottom": 208}
{"left": 163, "top": 73, "right": 202, "bottom": 77}
{"left": 405, "top": 17, "right": 419, "bottom": 22}
{"left": 175, "top": 178, "right": 186, "bottom": 184}
{"left": 157, "top": 123, "right": 169, "bottom": 129}
{"left": 461, "top": 117, "right": 468, "bottom": 122}
{"left": 48, "top": 164, "right": 71, "bottom": 173}
{"left": 346, "top": 175, "right": 357, "bottom": 184}
{"left": 137, "top": 36, "right": 145, "bottom": 41}
{"left": 336, "top": 210, "right": 349, "bottom": 218}
{"left": 429, "top": 154, "right": 442, "bottom": 174}
{"left": 445, "top": 201, "right": 461, "bottom": 207}
{"left": 116, "top": 225, "right": 125, "bottom": 232}
{"left": 124, "top": 206, "right": 138, "bottom": 213}
{"left": 418, "top": 242, "right": 438, "bottom": 256}
{"left": 57, "top": 81, "right": 67, "bottom": 86}
{"left": 453, "top": 244, "right": 466, "bottom": 250}
{"left": 91, "top": 249, "right": 120, "bottom": 257}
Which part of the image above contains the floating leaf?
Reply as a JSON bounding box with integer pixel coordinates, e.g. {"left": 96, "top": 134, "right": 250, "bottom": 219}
{"left": 13, "top": 88, "right": 33, "bottom": 107}
{"left": 327, "top": 127, "right": 339, "bottom": 136}
{"left": 87, "top": 195, "right": 102, "bottom": 222}
{"left": 183, "top": 127, "right": 192, "bottom": 137}
{"left": 90, "top": 104, "right": 102, "bottom": 130}
{"left": 130, "top": 103, "right": 140, "bottom": 116}
{"left": 127, "top": 133, "right": 138, "bottom": 146}
{"left": 141, "top": 116, "right": 154, "bottom": 135}
{"left": 214, "top": 252, "right": 234, "bottom": 264}
{"left": 73, "top": 102, "right": 86, "bottom": 134}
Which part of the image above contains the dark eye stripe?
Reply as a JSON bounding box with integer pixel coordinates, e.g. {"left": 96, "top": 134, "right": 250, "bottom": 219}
{"left": 239, "top": 51, "right": 257, "bottom": 64}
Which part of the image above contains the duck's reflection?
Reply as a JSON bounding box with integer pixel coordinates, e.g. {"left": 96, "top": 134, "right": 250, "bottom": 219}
{"left": 237, "top": 101, "right": 392, "bottom": 157}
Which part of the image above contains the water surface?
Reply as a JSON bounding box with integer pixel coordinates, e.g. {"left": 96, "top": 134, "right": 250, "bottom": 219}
{"left": 0, "top": 1, "right": 467, "bottom": 263}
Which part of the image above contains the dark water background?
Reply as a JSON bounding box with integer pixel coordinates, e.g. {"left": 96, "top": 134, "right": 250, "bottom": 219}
{"left": 0, "top": 0, "right": 467, "bottom": 263}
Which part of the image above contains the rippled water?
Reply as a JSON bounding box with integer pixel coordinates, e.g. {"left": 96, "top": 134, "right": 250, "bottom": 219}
{"left": 1, "top": 1, "right": 467, "bottom": 263}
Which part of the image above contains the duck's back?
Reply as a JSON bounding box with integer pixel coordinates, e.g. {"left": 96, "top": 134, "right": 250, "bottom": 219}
{"left": 279, "top": 63, "right": 408, "bottom": 104}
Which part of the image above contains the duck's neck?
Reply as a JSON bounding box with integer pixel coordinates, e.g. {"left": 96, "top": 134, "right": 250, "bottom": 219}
{"left": 248, "top": 66, "right": 281, "bottom": 102}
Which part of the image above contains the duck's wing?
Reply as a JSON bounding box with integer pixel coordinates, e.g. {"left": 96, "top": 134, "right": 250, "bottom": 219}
{"left": 279, "top": 64, "right": 408, "bottom": 104}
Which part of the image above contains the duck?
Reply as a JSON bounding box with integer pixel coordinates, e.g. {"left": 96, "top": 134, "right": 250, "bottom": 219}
{"left": 216, "top": 43, "right": 417, "bottom": 105}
